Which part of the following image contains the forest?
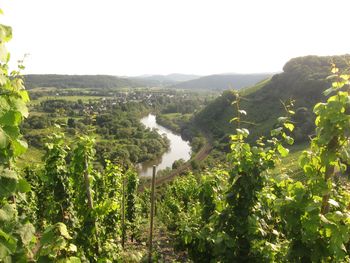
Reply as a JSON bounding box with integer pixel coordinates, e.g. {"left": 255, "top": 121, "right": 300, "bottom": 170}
{"left": 1, "top": 7, "right": 350, "bottom": 263}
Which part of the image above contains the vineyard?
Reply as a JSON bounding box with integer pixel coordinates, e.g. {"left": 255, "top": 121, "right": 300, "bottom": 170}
{"left": 1, "top": 7, "right": 350, "bottom": 263}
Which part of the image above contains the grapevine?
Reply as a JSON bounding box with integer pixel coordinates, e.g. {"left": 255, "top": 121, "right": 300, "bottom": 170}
{"left": 0, "top": 15, "right": 35, "bottom": 261}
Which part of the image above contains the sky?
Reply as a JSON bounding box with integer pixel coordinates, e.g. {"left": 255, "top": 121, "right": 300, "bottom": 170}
{"left": 1, "top": 0, "right": 350, "bottom": 76}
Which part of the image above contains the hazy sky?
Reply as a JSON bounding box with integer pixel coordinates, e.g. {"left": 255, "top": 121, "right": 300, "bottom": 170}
{"left": 2, "top": 0, "right": 350, "bottom": 76}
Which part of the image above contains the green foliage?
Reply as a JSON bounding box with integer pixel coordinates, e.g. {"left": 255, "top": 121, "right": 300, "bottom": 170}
{"left": 69, "top": 136, "right": 100, "bottom": 259}
{"left": 70, "top": 136, "right": 95, "bottom": 214}
{"left": 277, "top": 66, "right": 350, "bottom": 262}
{"left": 158, "top": 170, "right": 228, "bottom": 261}
{"left": 159, "top": 173, "right": 199, "bottom": 232}
{"left": 18, "top": 128, "right": 148, "bottom": 261}
{"left": 0, "top": 17, "right": 36, "bottom": 262}
{"left": 17, "top": 166, "right": 40, "bottom": 224}
{"left": 126, "top": 170, "right": 139, "bottom": 241}
{"left": 94, "top": 160, "right": 124, "bottom": 260}
{"left": 0, "top": 28, "right": 29, "bottom": 164}
{"left": 37, "top": 223, "right": 80, "bottom": 263}
{"left": 43, "top": 132, "right": 74, "bottom": 226}
{"left": 29, "top": 133, "right": 133, "bottom": 261}
{"left": 203, "top": 94, "right": 294, "bottom": 262}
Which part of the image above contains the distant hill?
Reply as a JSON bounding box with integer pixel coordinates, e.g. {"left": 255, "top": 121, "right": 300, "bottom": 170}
{"left": 24, "top": 74, "right": 141, "bottom": 89}
{"left": 130, "top": 74, "right": 201, "bottom": 86}
{"left": 165, "top": 73, "right": 201, "bottom": 82}
{"left": 194, "top": 55, "right": 350, "bottom": 143}
{"left": 24, "top": 74, "right": 201, "bottom": 89}
{"left": 170, "top": 73, "right": 272, "bottom": 90}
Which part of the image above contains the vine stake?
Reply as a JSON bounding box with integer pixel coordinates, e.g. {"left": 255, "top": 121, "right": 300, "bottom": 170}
{"left": 122, "top": 175, "right": 126, "bottom": 248}
{"left": 83, "top": 156, "right": 94, "bottom": 209}
{"left": 148, "top": 165, "right": 156, "bottom": 263}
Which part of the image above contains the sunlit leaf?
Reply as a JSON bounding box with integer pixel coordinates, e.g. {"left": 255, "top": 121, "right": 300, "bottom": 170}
{"left": 0, "top": 128, "right": 8, "bottom": 148}
{"left": 277, "top": 144, "right": 289, "bottom": 157}
{"left": 12, "top": 139, "right": 28, "bottom": 156}
{"left": 0, "top": 229, "right": 17, "bottom": 254}
{"left": 284, "top": 123, "right": 294, "bottom": 132}
{"left": 17, "top": 223, "right": 35, "bottom": 245}
{"left": 328, "top": 199, "right": 339, "bottom": 208}
{"left": 17, "top": 178, "right": 31, "bottom": 193}
{"left": 238, "top": 110, "right": 247, "bottom": 115}
{"left": 0, "top": 204, "right": 16, "bottom": 222}
{"left": 0, "top": 111, "right": 22, "bottom": 125}
{"left": 57, "top": 223, "right": 72, "bottom": 239}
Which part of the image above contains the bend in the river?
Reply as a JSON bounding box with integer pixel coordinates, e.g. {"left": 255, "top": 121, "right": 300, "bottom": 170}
{"left": 138, "top": 114, "right": 191, "bottom": 176}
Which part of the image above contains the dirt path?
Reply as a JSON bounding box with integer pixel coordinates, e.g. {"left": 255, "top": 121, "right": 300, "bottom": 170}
{"left": 152, "top": 224, "right": 189, "bottom": 262}
{"left": 123, "top": 219, "right": 189, "bottom": 262}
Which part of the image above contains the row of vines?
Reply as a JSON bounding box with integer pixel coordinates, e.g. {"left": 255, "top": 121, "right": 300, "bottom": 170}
{"left": 157, "top": 66, "right": 350, "bottom": 262}
{"left": 1, "top": 78, "right": 146, "bottom": 261}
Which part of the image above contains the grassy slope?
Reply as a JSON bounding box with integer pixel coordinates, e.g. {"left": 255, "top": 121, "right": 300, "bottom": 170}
{"left": 171, "top": 73, "right": 272, "bottom": 91}
{"left": 193, "top": 55, "right": 350, "bottom": 143}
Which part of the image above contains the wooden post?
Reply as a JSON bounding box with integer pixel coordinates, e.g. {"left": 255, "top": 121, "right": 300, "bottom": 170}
{"left": 122, "top": 175, "right": 126, "bottom": 248}
{"left": 83, "top": 157, "right": 93, "bottom": 209}
{"left": 83, "top": 156, "right": 99, "bottom": 254}
{"left": 148, "top": 165, "right": 156, "bottom": 263}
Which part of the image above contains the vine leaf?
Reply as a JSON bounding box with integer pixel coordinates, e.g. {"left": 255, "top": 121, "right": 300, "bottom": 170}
{"left": 17, "top": 223, "right": 35, "bottom": 246}
{"left": 277, "top": 144, "right": 289, "bottom": 157}
{"left": 328, "top": 199, "right": 339, "bottom": 208}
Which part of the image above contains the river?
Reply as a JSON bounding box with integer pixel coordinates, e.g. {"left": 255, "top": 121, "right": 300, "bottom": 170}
{"left": 138, "top": 114, "right": 191, "bottom": 176}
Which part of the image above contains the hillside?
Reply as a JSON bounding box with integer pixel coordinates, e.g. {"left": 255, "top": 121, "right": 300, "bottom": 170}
{"left": 131, "top": 73, "right": 201, "bottom": 86}
{"left": 170, "top": 73, "right": 272, "bottom": 90}
{"left": 194, "top": 55, "right": 350, "bottom": 143}
{"left": 24, "top": 74, "right": 201, "bottom": 90}
{"left": 24, "top": 74, "right": 142, "bottom": 89}
{"left": 164, "top": 73, "right": 201, "bottom": 82}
